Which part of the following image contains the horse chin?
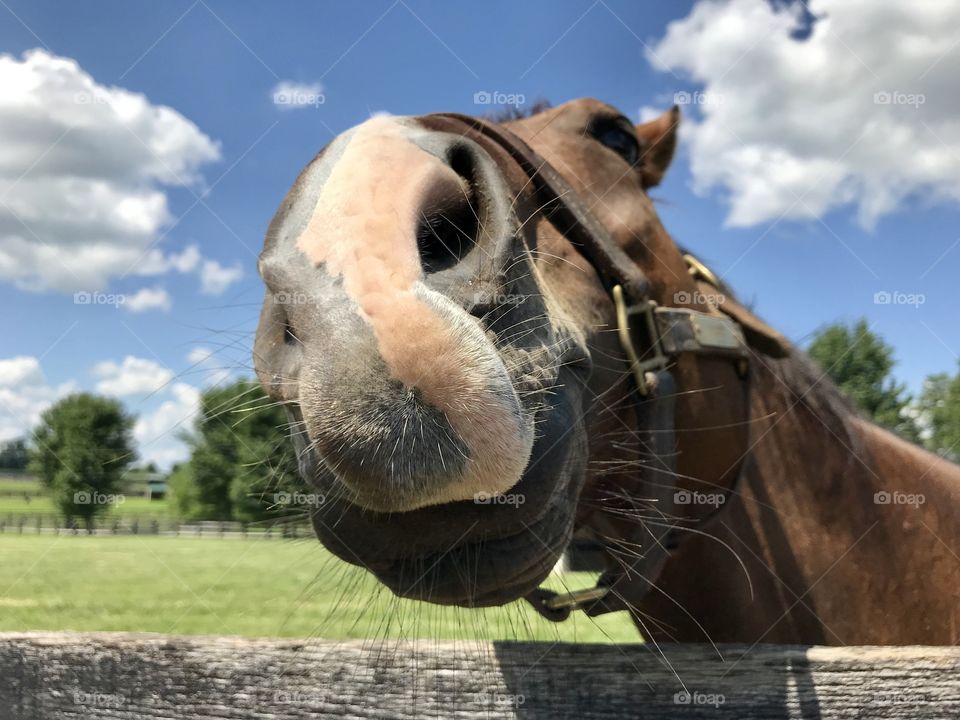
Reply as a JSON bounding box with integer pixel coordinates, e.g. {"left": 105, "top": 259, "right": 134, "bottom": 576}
{"left": 307, "top": 472, "right": 575, "bottom": 607}
{"left": 373, "top": 524, "right": 565, "bottom": 607}
{"left": 299, "top": 365, "right": 590, "bottom": 608}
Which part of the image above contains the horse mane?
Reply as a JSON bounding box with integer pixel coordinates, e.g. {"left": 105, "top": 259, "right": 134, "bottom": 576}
{"left": 696, "top": 258, "right": 863, "bottom": 452}
{"left": 485, "top": 99, "right": 552, "bottom": 122}
{"left": 768, "top": 349, "right": 860, "bottom": 440}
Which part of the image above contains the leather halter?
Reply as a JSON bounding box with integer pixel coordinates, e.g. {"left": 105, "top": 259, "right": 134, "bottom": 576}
{"left": 425, "top": 112, "right": 757, "bottom": 621}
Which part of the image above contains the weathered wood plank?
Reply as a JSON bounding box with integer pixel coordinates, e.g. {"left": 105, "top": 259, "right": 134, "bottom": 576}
{"left": 1, "top": 633, "right": 959, "bottom": 719}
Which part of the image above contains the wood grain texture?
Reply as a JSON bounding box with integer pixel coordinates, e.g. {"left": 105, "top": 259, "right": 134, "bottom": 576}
{"left": 1, "top": 633, "right": 959, "bottom": 719}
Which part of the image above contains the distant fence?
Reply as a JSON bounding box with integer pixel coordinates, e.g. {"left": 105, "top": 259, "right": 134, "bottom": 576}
{"left": 0, "top": 515, "right": 311, "bottom": 539}
{"left": 2, "top": 633, "right": 959, "bottom": 719}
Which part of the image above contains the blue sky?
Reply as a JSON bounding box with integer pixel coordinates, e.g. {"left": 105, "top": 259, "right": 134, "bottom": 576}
{"left": 1, "top": 0, "right": 957, "bottom": 465}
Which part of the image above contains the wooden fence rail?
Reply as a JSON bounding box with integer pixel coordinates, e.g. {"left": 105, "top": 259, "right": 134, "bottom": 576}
{"left": 2, "top": 633, "right": 959, "bottom": 719}
{"left": 0, "top": 516, "right": 311, "bottom": 539}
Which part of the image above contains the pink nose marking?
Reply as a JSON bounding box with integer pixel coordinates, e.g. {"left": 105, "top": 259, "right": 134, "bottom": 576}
{"left": 295, "top": 116, "right": 532, "bottom": 504}
{"left": 295, "top": 117, "right": 470, "bottom": 406}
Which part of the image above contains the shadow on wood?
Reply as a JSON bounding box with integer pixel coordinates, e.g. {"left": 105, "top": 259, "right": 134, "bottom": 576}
{"left": 1, "top": 633, "right": 958, "bottom": 719}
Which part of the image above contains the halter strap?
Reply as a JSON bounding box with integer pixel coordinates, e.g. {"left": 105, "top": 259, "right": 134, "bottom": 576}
{"left": 423, "top": 112, "right": 758, "bottom": 621}
{"left": 429, "top": 112, "right": 650, "bottom": 301}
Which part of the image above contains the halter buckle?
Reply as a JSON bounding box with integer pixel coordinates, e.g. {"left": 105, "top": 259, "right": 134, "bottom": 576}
{"left": 612, "top": 285, "right": 668, "bottom": 395}
{"left": 683, "top": 253, "right": 721, "bottom": 288}
{"left": 542, "top": 585, "right": 610, "bottom": 611}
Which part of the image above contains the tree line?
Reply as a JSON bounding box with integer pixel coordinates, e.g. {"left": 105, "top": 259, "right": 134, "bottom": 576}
{"left": 807, "top": 319, "right": 960, "bottom": 458}
{"left": 5, "top": 317, "right": 959, "bottom": 528}
{"left": 17, "top": 380, "right": 303, "bottom": 528}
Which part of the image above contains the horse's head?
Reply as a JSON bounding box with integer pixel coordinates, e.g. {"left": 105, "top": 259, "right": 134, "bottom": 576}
{"left": 254, "top": 98, "right": 785, "bottom": 610}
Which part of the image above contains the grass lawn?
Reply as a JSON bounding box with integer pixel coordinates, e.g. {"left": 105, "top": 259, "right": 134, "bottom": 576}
{"left": 0, "top": 475, "right": 41, "bottom": 494}
{"left": 0, "top": 495, "right": 171, "bottom": 518}
{"left": 0, "top": 534, "right": 639, "bottom": 643}
{"left": 0, "top": 471, "right": 172, "bottom": 518}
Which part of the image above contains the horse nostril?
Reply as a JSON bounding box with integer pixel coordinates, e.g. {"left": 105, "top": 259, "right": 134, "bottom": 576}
{"left": 416, "top": 145, "right": 481, "bottom": 274}
{"left": 283, "top": 317, "right": 299, "bottom": 346}
{"left": 416, "top": 204, "right": 477, "bottom": 273}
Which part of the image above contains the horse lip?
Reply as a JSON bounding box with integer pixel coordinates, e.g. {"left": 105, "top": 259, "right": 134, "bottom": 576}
{"left": 303, "top": 365, "right": 587, "bottom": 607}
{"left": 305, "top": 458, "right": 577, "bottom": 607}
{"left": 371, "top": 524, "right": 565, "bottom": 607}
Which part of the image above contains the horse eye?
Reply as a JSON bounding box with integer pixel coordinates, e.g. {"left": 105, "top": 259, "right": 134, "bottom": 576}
{"left": 594, "top": 126, "right": 640, "bottom": 165}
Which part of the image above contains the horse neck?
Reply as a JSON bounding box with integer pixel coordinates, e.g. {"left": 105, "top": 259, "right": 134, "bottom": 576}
{"left": 749, "top": 350, "right": 960, "bottom": 507}
{"left": 740, "top": 349, "right": 960, "bottom": 613}
{"left": 650, "top": 350, "right": 960, "bottom": 644}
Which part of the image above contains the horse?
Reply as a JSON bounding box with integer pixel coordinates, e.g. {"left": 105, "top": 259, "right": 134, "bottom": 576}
{"left": 253, "top": 98, "right": 960, "bottom": 645}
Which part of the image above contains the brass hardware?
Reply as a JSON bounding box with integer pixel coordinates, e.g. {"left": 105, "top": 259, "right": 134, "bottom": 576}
{"left": 543, "top": 585, "right": 610, "bottom": 611}
{"left": 613, "top": 284, "right": 668, "bottom": 395}
{"left": 683, "top": 253, "right": 721, "bottom": 288}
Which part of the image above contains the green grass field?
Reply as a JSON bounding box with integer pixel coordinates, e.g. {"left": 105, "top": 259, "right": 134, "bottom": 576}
{"left": 0, "top": 472, "right": 172, "bottom": 518}
{"left": 0, "top": 475, "right": 41, "bottom": 494}
{"left": 0, "top": 534, "right": 639, "bottom": 643}
{"left": 0, "top": 495, "right": 171, "bottom": 518}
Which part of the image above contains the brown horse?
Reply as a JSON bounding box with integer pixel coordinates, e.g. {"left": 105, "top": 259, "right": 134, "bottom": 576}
{"left": 254, "top": 98, "right": 960, "bottom": 645}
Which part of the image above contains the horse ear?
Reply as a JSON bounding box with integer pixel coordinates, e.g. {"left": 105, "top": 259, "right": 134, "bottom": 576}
{"left": 635, "top": 106, "right": 680, "bottom": 189}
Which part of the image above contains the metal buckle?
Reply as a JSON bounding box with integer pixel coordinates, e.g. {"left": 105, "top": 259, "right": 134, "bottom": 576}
{"left": 543, "top": 585, "right": 610, "bottom": 611}
{"left": 612, "top": 284, "right": 668, "bottom": 395}
{"left": 683, "top": 253, "right": 721, "bottom": 288}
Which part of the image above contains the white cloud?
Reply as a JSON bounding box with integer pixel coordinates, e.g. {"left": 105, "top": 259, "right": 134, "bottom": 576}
{"left": 186, "top": 346, "right": 233, "bottom": 386}
{"left": 187, "top": 347, "right": 214, "bottom": 365}
{"left": 0, "top": 357, "right": 75, "bottom": 442}
{"left": 131, "top": 244, "right": 236, "bottom": 297}
{"left": 199, "top": 259, "right": 242, "bottom": 295}
{"left": 0, "top": 49, "right": 220, "bottom": 291}
{"left": 271, "top": 80, "right": 325, "bottom": 110}
{"left": 138, "top": 244, "right": 201, "bottom": 275}
{"left": 125, "top": 286, "right": 171, "bottom": 313}
{"left": 134, "top": 382, "right": 201, "bottom": 468}
{"left": 648, "top": 0, "right": 960, "bottom": 228}
{"left": 0, "top": 355, "right": 199, "bottom": 468}
{"left": 0, "top": 356, "right": 44, "bottom": 386}
{"left": 93, "top": 356, "right": 173, "bottom": 397}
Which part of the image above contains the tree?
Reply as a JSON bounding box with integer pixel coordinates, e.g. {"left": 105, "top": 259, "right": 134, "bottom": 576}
{"left": 171, "top": 380, "right": 301, "bottom": 522}
{"left": 917, "top": 368, "right": 960, "bottom": 461}
{"left": 28, "top": 394, "right": 136, "bottom": 528}
{"left": 167, "top": 462, "right": 198, "bottom": 517}
{"left": 0, "top": 438, "right": 29, "bottom": 471}
{"left": 807, "top": 319, "right": 919, "bottom": 441}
